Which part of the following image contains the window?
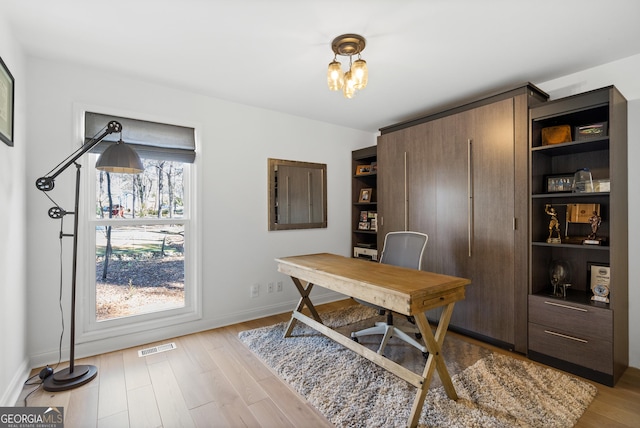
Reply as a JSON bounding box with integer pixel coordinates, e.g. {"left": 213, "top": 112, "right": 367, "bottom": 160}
{"left": 80, "top": 112, "right": 199, "bottom": 338}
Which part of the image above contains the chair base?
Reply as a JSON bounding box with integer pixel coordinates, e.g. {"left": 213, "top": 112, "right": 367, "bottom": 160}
{"left": 351, "top": 321, "right": 428, "bottom": 355}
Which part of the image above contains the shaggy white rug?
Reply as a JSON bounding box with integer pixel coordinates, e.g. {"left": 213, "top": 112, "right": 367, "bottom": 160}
{"left": 239, "top": 306, "right": 597, "bottom": 427}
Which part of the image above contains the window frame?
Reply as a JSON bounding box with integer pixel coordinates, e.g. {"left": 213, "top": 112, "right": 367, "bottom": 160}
{"left": 75, "top": 107, "right": 201, "bottom": 344}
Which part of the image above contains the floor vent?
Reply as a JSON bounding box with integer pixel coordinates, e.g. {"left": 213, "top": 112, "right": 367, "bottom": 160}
{"left": 138, "top": 342, "right": 177, "bottom": 357}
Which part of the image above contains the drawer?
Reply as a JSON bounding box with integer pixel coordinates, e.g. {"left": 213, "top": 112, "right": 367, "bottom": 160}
{"left": 528, "top": 295, "right": 612, "bottom": 340}
{"left": 528, "top": 322, "right": 613, "bottom": 374}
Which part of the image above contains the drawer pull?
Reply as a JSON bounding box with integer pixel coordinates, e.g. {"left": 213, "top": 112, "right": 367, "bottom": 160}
{"left": 544, "top": 301, "right": 588, "bottom": 312}
{"left": 544, "top": 330, "right": 588, "bottom": 343}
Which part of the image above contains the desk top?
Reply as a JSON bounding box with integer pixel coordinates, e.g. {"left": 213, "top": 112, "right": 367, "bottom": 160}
{"left": 276, "top": 253, "right": 470, "bottom": 315}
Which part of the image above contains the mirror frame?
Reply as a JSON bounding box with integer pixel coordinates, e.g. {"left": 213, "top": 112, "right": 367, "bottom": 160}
{"left": 268, "top": 158, "right": 327, "bottom": 231}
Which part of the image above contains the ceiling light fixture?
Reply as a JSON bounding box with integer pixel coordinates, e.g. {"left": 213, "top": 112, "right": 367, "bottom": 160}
{"left": 327, "top": 34, "right": 368, "bottom": 99}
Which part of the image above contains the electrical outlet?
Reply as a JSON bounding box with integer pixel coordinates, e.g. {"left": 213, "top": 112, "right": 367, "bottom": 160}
{"left": 277, "top": 281, "right": 283, "bottom": 292}
{"left": 250, "top": 283, "right": 260, "bottom": 298}
{"left": 268, "top": 282, "right": 274, "bottom": 293}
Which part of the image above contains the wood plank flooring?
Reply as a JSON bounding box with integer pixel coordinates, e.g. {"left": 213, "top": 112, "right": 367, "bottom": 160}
{"left": 18, "top": 299, "right": 640, "bottom": 427}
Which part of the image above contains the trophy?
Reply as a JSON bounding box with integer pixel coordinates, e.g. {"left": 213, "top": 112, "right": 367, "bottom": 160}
{"left": 545, "top": 204, "right": 561, "bottom": 244}
{"left": 584, "top": 211, "right": 602, "bottom": 245}
{"left": 549, "top": 260, "right": 571, "bottom": 297}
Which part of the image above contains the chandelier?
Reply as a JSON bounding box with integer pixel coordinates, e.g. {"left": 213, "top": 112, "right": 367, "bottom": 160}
{"left": 327, "top": 34, "right": 368, "bottom": 99}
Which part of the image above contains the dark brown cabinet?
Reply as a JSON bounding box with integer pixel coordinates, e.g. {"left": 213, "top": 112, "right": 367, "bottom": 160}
{"left": 377, "top": 84, "right": 547, "bottom": 351}
{"left": 527, "top": 86, "right": 628, "bottom": 386}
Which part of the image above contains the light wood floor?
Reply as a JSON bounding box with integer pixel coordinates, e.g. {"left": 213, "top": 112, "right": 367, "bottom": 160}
{"left": 18, "top": 299, "right": 640, "bottom": 427}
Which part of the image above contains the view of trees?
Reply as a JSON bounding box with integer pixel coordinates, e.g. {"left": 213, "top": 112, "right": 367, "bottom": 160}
{"left": 96, "top": 159, "right": 185, "bottom": 219}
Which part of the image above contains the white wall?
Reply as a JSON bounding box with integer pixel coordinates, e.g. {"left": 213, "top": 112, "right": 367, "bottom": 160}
{"left": 0, "top": 15, "right": 29, "bottom": 405}
{"left": 537, "top": 53, "right": 640, "bottom": 369}
{"left": 25, "top": 58, "right": 375, "bottom": 367}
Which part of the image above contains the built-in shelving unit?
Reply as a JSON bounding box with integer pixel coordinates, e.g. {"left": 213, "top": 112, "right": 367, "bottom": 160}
{"left": 527, "top": 86, "right": 628, "bottom": 386}
{"left": 351, "top": 146, "right": 377, "bottom": 261}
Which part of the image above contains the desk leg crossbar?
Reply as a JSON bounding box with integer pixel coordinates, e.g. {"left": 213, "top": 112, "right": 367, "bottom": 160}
{"left": 284, "top": 277, "right": 459, "bottom": 428}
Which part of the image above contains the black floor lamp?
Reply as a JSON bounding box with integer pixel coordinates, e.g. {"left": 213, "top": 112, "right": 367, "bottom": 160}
{"left": 35, "top": 120, "right": 143, "bottom": 391}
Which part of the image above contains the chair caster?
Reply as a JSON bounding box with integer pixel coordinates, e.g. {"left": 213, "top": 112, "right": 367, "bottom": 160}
{"left": 422, "top": 352, "right": 429, "bottom": 359}
{"left": 351, "top": 336, "right": 359, "bottom": 343}
{"left": 414, "top": 332, "right": 422, "bottom": 339}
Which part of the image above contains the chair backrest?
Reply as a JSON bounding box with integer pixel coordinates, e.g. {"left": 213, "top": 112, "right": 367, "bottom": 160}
{"left": 379, "top": 231, "right": 428, "bottom": 270}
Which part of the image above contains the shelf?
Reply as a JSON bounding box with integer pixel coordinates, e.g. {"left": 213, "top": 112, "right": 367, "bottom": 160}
{"left": 353, "top": 230, "right": 377, "bottom": 235}
{"left": 532, "top": 192, "right": 609, "bottom": 199}
{"left": 353, "top": 172, "right": 377, "bottom": 178}
{"left": 532, "top": 241, "right": 609, "bottom": 250}
{"left": 531, "top": 289, "right": 610, "bottom": 309}
{"left": 531, "top": 138, "right": 608, "bottom": 155}
{"left": 354, "top": 202, "right": 377, "bottom": 207}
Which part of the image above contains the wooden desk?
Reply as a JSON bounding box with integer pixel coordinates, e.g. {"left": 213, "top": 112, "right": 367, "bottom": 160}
{"left": 276, "top": 253, "right": 470, "bottom": 428}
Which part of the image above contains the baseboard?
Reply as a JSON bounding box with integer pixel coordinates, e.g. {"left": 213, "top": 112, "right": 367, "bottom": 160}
{"left": 29, "top": 291, "right": 347, "bottom": 369}
{"left": 1, "top": 357, "right": 31, "bottom": 406}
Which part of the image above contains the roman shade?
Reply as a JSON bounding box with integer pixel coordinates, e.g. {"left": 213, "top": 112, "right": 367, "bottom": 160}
{"left": 86, "top": 112, "right": 196, "bottom": 163}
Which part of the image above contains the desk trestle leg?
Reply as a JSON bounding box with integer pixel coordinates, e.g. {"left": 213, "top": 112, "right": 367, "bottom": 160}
{"left": 407, "top": 303, "right": 458, "bottom": 428}
{"left": 284, "top": 277, "right": 322, "bottom": 338}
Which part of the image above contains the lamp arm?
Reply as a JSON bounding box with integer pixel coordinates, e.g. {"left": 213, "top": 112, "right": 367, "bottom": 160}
{"left": 35, "top": 120, "right": 122, "bottom": 192}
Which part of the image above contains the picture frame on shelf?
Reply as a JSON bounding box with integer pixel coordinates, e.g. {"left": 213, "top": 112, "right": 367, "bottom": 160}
{"left": 358, "top": 221, "right": 370, "bottom": 230}
{"left": 545, "top": 173, "right": 574, "bottom": 193}
{"left": 355, "top": 164, "right": 371, "bottom": 175}
{"left": 359, "top": 211, "right": 368, "bottom": 222}
{"left": 587, "top": 262, "right": 610, "bottom": 303}
{"left": 0, "top": 56, "right": 15, "bottom": 147}
{"left": 575, "top": 122, "right": 607, "bottom": 141}
{"left": 358, "top": 188, "right": 372, "bottom": 203}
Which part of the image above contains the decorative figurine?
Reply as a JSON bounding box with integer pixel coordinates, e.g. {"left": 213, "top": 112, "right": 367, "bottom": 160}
{"left": 588, "top": 211, "right": 602, "bottom": 240}
{"left": 549, "top": 260, "right": 571, "bottom": 297}
{"left": 545, "top": 204, "right": 561, "bottom": 243}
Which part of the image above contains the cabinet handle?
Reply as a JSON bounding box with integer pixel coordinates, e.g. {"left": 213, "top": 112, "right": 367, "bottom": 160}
{"left": 404, "top": 151, "right": 408, "bottom": 231}
{"left": 285, "top": 175, "right": 290, "bottom": 221}
{"left": 467, "top": 139, "right": 473, "bottom": 257}
{"left": 307, "top": 171, "right": 312, "bottom": 223}
{"left": 544, "top": 330, "right": 588, "bottom": 343}
{"left": 544, "top": 301, "right": 588, "bottom": 312}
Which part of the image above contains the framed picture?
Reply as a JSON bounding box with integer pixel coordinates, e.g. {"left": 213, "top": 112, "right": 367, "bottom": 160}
{"left": 358, "top": 188, "right": 372, "bottom": 203}
{"left": 358, "top": 221, "right": 370, "bottom": 230}
{"left": 545, "top": 173, "right": 574, "bottom": 193}
{"left": 587, "top": 262, "right": 610, "bottom": 303}
{"left": 359, "top": 211, "right": 368, "bottom": 222}
{"left": 355, "top": 164, "right": 371, "bottom": 176}
{"left": 0, "top": 56, "right": 15, "bottom": 146}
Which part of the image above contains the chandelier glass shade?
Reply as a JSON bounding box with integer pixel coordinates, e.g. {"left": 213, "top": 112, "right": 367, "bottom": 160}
{"left": 327, "top": 34, "right": 368, "bottom": 98}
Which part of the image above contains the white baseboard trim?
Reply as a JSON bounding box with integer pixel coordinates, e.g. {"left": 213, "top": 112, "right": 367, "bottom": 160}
{"left": 1, "top": 357, "right": 31, "bottom": 407}
{"left": 29, "top": 291, "right": 347, "bottom": 369}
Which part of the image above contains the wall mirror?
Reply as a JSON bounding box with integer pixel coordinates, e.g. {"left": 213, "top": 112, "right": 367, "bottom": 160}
{"left": 268, "top": 158, "right": 327, "bottom": 231}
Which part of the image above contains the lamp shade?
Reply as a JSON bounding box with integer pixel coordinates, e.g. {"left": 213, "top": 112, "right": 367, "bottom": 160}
{"left": 327, "top": 60, "right": 344, "bottom": 91}
{"left": 342, "top": 70, "right": 356, "bottom": 99}
{"left": 95, "top": 140, "right": 144, "bottom": 173}
{"left": 351, "top": 58, "right": 368, "bottom": 89}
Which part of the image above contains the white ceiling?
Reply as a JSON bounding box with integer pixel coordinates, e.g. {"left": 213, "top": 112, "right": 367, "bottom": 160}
{"left": 3, "top": 0, "right": 640, "bottom": 133}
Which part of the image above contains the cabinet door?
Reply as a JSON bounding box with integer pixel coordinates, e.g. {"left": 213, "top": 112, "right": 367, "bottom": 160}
{"left": 377, "top": 131, "right": 408, "bottom": 248}
{"left": 448, "top": 99, "right": 516, "bottom": 344}
{"left": 405, "top": 120, "right": 440, "bottom": 271}
{"left": 433, "top": 111, "right": 473, "bottom": 279}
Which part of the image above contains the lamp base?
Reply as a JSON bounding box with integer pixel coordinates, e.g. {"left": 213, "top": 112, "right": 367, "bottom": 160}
{"left": 43, "top": 365, "right": 98, "bottom": 392}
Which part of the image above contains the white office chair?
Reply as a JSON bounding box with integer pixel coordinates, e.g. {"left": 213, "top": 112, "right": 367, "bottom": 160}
{"left": 351, "top": 231, "right": 429, "bottom": 357}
